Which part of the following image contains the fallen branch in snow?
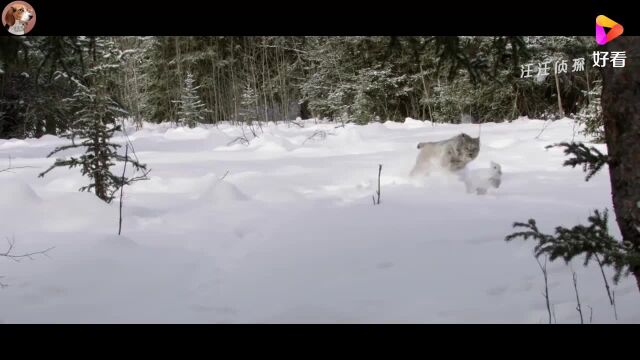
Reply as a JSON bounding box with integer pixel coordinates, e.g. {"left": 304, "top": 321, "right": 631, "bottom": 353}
{"left": 535, "top": 256, "right": 553, "bottom": 324}
{"left": 1, "top": 236, "right": 54, "bottom": 262}
{"left": 218, "top": 170, "right": 230, "bottom": 181}
{"left": 334, "top": 120, "right": 352, "bottom": 129}
{"left": 302, "top": 130, "right": 335, "bottom": 145}
{"left": 227, "top": 125, "right": 255, "bottom": 147}
{"left": 535, "top": 119, "right": 553, "bottom": 140}
{"left": 290, "top": 121, "right": 304, "bottom": 128}
{"left": 1, "top": 236, "right": 53, "bottom": 288}
{"left": 0, "top": 155, "right": 37, "bottom": 174}
{"left": 228, "top": 136, "right": 250, "bottom": 146}
{"left": 248, "top": 123, "right": 259, "bottom": 138}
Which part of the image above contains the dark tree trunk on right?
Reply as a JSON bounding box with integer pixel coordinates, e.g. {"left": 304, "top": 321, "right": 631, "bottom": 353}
{"left": 601, "top": 36, "right": 640, "bottom": 291}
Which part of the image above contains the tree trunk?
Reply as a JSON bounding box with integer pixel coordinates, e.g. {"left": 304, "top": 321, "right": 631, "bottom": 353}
{"left": 553, "top": 68, "right": 563, "bottom": 117}
{"left": 601, "top": 36, "right": 640, "bottom": 291}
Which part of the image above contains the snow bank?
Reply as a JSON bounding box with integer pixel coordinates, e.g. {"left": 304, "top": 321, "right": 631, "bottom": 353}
{"left": 248, "top": 133, "right": 297, "bottom": 153}
{"left": 163, "top": 127, "right": 212, "bottom": 140}
{"left": 403, "top": 117, "right": 428, "bottom": 128}
{"left": 2, "top": 118, "right": 638, "bottom": 324}
{"left": 199, "top": 179, "right": 250, "bottom": 206}
{"left": 0, "top": 179, "right": 42, "bottom": 207}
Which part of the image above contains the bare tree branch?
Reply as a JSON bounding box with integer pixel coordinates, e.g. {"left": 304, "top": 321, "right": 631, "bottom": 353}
{"left": 0, "top": 155, "right": 38, "bottom": 174}
{"left": 218, "top": 170, "right": 230, "bottom": 181}
{"left": 1, "top": 237, "right": 53, "bottom": 289}
{"left": 302, "top": 130, "right": 335, "bottom": 145}
{"left": 1, "top": 236, "right": 54, "bottom": 262}
{"left": 535, "top": 119, "right": 553, "bottom": 140}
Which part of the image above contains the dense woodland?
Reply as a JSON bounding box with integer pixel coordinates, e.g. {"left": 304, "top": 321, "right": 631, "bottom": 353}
{"left": 1, "top": 36, "right": 601, "bottom": 140}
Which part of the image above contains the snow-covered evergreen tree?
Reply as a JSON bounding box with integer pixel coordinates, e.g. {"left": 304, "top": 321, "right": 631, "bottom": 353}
{"left": 174, "top": 72, "right": 207, "bottom": 128}
{"left": 576, "top": 80, "right": 604, "bottom": 143}
{"left": 239, "top": 83, "right": 258, "bottom": 124}
{"left": 39, "top": 37, "right": 148, "bottom": 203}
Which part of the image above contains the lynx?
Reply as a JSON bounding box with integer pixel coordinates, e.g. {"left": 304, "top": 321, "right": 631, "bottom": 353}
{"left": 409, "top": 133, "right": 480, "bottom": 177}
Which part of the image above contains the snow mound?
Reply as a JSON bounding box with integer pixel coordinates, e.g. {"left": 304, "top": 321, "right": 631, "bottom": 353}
{"left": 487, "top": 138, "right": 517, "bottom": 149}
{"left": 0, "top": 179, "right": 42, "bottom": 207}
{"left": 199, "top": 179, "right": 250, "bottom": 206}
{"left": 43, "top": 176, "right": 87, "bottom": 193}
{"left": 97, "top": 234, "right": 139, "bottom": 249}
{"left": 382, "top": 120, "right": 405, "bottom": 129}
{"left": 249, "top": 133, "right": 296, "bottom": 153}
{"left": 357, "top": 122, "right": 388, "bottom": 137}
{"left": 163, "top": 127, "right": 211, "bottom": 140}
{"left": 326, "top": 127, "right": 365, "bottom": 147}
{"left": 206, "top": 130, "right": 233, "bottom": 147}
{"left": 403, "top": 117, "right": 427, "bottom": 128}
{"left": 37, "top": 134, "right": 62, "bottom": 142}
{"left": 253, "top": 188, "right": 304, "bottom": 203}
{"left": 0, "top": 139, "right": 30, "bottom": 150}
{"left": 39, "top": 191, "right": 115, "bottom": 232}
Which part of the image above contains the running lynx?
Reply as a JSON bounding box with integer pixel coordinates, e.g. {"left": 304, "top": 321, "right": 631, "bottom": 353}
{"left": 410, "top": 133, "right": 480, "bottom": 177}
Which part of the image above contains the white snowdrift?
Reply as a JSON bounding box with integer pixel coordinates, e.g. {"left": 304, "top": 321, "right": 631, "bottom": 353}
{"left": 1, "top": 118, "right": 638, "bottom": 324}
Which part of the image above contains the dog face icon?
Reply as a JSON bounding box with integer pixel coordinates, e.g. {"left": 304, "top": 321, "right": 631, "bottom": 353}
{"left": 3, "top": 2, "right": 36, "bottom": 35}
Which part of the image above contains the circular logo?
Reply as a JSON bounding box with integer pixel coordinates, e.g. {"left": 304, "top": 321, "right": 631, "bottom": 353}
{"left": 2, "top": 1, "right": 36, "bottom": 36}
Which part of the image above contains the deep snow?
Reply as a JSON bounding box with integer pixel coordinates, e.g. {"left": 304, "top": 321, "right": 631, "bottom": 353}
{"left": 0, "top": 117, "right": 638, "bottom": 323}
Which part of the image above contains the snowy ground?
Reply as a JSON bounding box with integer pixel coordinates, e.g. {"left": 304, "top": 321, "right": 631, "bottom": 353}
{"left": 1, "top": 117, "right": 638, "bottom": 323}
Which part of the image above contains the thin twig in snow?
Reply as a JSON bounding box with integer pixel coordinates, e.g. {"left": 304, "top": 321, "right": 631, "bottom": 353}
{"left": 218, "top": 170, "right": 230, "bottom": 181}
{"left": 373, "top": 164, "right": 382, "bottom": 205}
{"left": 118, "top": 144, "right": 129, "bottom": 236}
{"left": 572, "top": 270, "right": 584, "bottom": 324}
{"left": 0, "top": 155, "right": 37, "bottom": 174}
{"left": 594, "top": 253, "right": 617, "bottom": 320}
{"left": 1, "top": 237, "right": 54, "bottom": 262}
{"left": 535, "top": 120, "right": 553, "bottom": 140}
{"left": 536, "top": 256, "right": 553, "bottom": 324}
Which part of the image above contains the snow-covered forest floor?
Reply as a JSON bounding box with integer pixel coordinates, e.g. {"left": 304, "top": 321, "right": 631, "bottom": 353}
{"left": 1, "top": 117, "right": 638, "bottom": 323}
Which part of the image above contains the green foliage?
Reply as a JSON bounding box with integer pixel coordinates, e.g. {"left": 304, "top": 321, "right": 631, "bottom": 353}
{"left": 174, "top": 72, "right": 208, "bottom": 128}
{"left": 38, "top": 37, "right": 148, "bottom": 203}
{"left": 1, "top": 36, "right": 604, "bottom": 138}
{"left": 506, "top": 210, "right": 640, "bottom": 283}
{"left": 545, "top": 142, "right": 609, "bottom": 181}
{"left": 575, "top": 80, "right": 605, "bottom": 143}
{"left": 239, "top": 84, "right": 259, "bottom": 124}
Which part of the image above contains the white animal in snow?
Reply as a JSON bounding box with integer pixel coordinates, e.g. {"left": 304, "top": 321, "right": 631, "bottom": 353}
{"left": 461, "top": 161, "right": 502, "bottom": 195}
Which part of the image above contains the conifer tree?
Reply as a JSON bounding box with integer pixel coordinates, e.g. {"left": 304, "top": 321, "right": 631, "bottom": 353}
{"left": 174, "top": 72, "right": 207, "bottom": 128}
{"left": 39, "top": 37, "right": 148, "bottom": 203}
{"left": 239, "top": 83, "right": 259, "bottom": 124}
